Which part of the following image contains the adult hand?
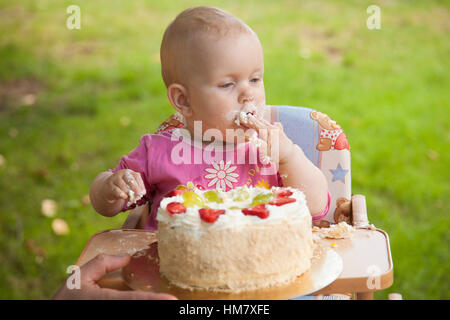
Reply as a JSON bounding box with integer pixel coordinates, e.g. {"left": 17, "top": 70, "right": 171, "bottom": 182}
{"left": 53, "top": 253, "right": 177, "bottom": 300}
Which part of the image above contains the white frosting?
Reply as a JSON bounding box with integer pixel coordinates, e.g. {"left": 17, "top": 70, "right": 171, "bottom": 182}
{"left": 156, "top": 186, "right": 310, "bottom": 236}
{"left": 126, "top": 188, "right": 145, "bottom": 207}
{"left": 234, "top": 103, "right": 256, "bottom": 126}
{"left": 233, "top": 102, "right": 267, "bottom": 127}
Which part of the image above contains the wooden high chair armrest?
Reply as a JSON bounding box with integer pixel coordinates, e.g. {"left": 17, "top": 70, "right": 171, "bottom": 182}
{"left": 351, "top": 194, "right": 369, "bottom": 228}
{"left": 122, "top": 203, "right": 149, "bottom": 229}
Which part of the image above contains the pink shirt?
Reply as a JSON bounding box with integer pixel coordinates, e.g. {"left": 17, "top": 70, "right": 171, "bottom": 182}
{"left": 111, "top": 128, "right": 330, "bottom": 229}
{"left": 111, "top": 128, "right": 283, "bottom": 230}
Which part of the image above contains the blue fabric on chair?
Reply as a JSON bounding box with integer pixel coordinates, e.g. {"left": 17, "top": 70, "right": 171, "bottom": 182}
{"left": 271, "top": 105, "right": 320, "bottom": 167}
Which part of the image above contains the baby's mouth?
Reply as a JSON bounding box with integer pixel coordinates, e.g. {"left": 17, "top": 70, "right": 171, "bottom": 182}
{"left": 234, "top": 111, "right": 256, "bottom": 127}
{"left": 234, "top": 102, "right": 261, "bottom": 127}
{"left": 244, "top": 110, "right": 256, "bottom": 119}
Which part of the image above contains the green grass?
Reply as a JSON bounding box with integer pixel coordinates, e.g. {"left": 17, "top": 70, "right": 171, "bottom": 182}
{"left": 0, "top": 0, "right": 449, "bottom": 299}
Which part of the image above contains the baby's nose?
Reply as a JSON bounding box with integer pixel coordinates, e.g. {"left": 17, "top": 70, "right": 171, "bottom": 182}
{"left": 239, "top": 95, "right": 255, "bottom": 104}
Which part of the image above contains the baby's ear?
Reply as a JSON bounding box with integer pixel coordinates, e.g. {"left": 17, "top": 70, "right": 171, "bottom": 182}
{"left": 167, "top": 83, "right": 192, "bottom": 117}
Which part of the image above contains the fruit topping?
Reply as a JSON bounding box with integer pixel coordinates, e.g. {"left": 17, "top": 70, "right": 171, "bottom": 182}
{"left": 182, "top": 191, "right": 205, "bottom": 208}
{"left": 164, "top": 189, "right": 186, "bottom": 198}
{"left": 234, "top": 188, "right": 250, "bottom": 202}
{"left": 166, "top": 202, "right": 186, "bottom": 214}
{"left": 275, "top": 189, "right": 293, "bottom": 198}
{"left": 269, "top": 197, "right": 296, "bottom": 206}
{"left": 199, "top": 208, "right": 225, "bottom": 223}
{"left": 242, "top": 204, "right": 269, "bottom": 219}
{"left": 203, "top": 190, "right": 223, "bottom": 203}
{"left": 250, "top": 193, "right": 274, "bottom": 206}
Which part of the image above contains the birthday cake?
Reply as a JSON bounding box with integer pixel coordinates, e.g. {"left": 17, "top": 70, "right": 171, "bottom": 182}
{"left": 156, "top": 186, "right": 313, "bottom": 292}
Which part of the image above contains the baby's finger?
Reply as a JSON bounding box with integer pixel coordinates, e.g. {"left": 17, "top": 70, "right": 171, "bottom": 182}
{"left": 257, "top": 130, "right": 269, "bottom": 157}
{"left": 266, "top": 124, "right": 272, "bottom": 155}
{"left": 257, "top": 124, "right": 269, "bottom": 143}
{"left": 109, "top": 185, "right": 128, "bottom": 201}
{"left": 123, "top": 170, "right": 141, "bottom": 195}
{"left": 259, "top": 117, "right": 275, "bottom": 127}
{"left": 131, "top": 171, "right": 146, "bottom": 196}
{"left": 245, "top": 115, "right": 267, "bottom": 137}
{"left": 267, "top": 125, "right": 280, "bottom": 164}
{"left": 112, "top": 179, "right": 135, "bottom": 203}
{"left": 113, "top": 176, "right": 129, "bottom": 193}
{"left": 246, "top": 115, "right": 266, "bottom": 130}
{"left": 255, "top": 115, "right": 275, "bottom": 128}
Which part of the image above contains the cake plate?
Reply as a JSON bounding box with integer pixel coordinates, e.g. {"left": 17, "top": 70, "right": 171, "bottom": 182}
{"left": 121, "top": 240, "right": 343, "bottom": 300}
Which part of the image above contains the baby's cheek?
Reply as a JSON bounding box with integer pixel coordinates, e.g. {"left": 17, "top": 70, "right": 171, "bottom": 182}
{"left": 223, "top": 109, "right": 240, "bottom": 123}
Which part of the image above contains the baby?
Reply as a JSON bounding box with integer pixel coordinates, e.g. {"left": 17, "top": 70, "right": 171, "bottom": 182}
{"left": 89, "top": 6, "right": 329, "bottom": 230}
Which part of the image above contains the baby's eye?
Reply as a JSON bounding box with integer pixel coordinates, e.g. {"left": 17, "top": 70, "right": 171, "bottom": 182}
{"left": 219, "top": 83, "right": 234, "bottom": 88}
{"left": 250, "top": 78, "right": 261, "bottom": 83}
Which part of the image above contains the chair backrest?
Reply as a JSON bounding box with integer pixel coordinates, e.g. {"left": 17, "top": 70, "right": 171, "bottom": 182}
{"left": 155, "top": 105, "right": 352, "bottom": 225}
{"left": 269, "top": 105, "right": 351, "bottom": 225}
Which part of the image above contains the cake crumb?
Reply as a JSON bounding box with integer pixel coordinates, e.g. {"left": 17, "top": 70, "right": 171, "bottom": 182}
{"left": 312, "top": 221, "right": 355, "bottom": 239}
{"left": 312, "top": 233, "right": 321, "bottom": 243}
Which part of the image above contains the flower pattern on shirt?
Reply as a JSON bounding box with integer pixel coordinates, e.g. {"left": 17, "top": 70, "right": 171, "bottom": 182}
{"left": 255, "top": 179, "right": 270, "bottom": 189}
{"left": 204, "top": 160, "right": 239, "bottom": 191}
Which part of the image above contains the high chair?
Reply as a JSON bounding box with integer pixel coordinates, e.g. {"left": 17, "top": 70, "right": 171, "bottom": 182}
{"left": 115, "top": 105, "right": 396, "bottom": 299}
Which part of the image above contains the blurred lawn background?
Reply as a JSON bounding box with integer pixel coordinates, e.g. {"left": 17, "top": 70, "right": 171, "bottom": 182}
{"left": 0, "top": 0, "right": 448, "bottom": 299}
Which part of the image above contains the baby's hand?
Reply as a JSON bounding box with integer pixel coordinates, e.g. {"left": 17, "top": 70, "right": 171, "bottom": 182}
{"left": 245, "top": 116, "right": 295, "bottom": 165}
{"left": 103, "top": 169, "right": 146, "bottom": 204}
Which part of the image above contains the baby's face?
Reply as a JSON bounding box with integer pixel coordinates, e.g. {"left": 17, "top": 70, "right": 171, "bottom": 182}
{"left": 184, "top": 32, "right": 266, "bottom": 143}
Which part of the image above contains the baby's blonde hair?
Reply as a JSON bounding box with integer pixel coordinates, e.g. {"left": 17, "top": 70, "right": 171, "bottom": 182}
{"left": 160, "top": 6, "right": 255, "bottom": 88}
